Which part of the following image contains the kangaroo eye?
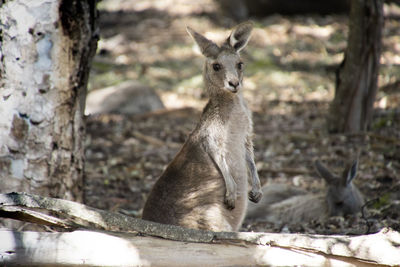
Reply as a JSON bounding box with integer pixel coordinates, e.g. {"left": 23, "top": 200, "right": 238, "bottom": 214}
{"left": 335, "top": 201, "right": 344, "bottom": 206}
{"left": 212, "top": 63, "right": 221, "bottom": 71}
{"left": 237, "top": 62, "right": 244, "bottom": 70}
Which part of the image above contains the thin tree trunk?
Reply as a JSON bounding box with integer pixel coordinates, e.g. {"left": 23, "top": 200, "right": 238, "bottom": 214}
{"left": 0, "top": 0, "right": 98, "bottom": 207}
{"left": 328, "top": 0, "right": 383, "bottom": 133}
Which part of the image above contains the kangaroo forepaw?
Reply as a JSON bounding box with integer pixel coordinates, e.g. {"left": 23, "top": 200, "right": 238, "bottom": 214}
{"left": 224, "top": 193, "right": 236, "bottom": 210}
{"left": 249, "top": 189, "right": 262, "bottom": 203}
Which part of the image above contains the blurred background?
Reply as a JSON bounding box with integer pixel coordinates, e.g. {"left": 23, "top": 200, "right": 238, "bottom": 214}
{"left": 84, "top": 0, "right": 400, "bottom": 234}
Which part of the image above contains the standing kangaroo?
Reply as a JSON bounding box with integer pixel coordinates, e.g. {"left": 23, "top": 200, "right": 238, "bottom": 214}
{"left": 142, "top": 22, "right": 262, "bottom": 231}
{"left": 246, "top": 160, "right": 365, "bottom": 224}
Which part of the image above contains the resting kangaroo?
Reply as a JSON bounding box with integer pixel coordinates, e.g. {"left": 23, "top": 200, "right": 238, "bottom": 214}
{"left": 142, "top": 22, "right": 262, "bottom": 231}
{"left": 246, "top": 160, "right": 365, "bottom": 224}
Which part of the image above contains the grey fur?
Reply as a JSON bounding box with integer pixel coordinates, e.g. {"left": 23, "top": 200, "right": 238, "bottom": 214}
{"left": 246, "top": 160, "right": 365, "bottom": 224}
{"left": 142, "top": 22, "right": 262, "bottom": 231}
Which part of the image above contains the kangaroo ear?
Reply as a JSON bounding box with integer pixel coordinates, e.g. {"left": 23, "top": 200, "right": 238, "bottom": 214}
{"left": 314, "top": 160, "right": 336, "bottom": 185}
{"left": 186, "top": 26, "right": 220, "bottom": 59}
{"left": 227, "top": 21, "right": 253, "bottom": 52}
{"left": 343, "top": 160, "right": 358, "bottom": 185}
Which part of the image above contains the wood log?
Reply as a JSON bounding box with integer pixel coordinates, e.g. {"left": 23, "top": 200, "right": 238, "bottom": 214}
{"left": 1, "top": 192, "right": 399, "bottom": 266}
{"left": 1, "top": 229, "right": 399, "bottom": 266}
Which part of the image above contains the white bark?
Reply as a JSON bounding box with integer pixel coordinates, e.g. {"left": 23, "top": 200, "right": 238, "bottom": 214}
{"left": 0, "top": 0, "right": 97, "bottom": 203}
{"left": 1, "top": 193, "right": 399, "bottom": 267}
{"left": 0, "top": 229, "right": 399, "bottom": 267}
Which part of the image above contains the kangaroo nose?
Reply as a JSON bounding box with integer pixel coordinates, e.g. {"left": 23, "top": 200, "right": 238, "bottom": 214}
{"left": 228, "top": 81, "right": 239, "bottom": 89}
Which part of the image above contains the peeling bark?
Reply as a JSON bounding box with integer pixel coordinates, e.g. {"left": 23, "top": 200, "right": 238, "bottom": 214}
{"left": 1, "top": 193, "right": 400, "bottom": 267}
{"left": 0, "top": 0, "right": 98, "bottom": 210}
{"left": 328, "top": 0, "right": 383, "bottom": 133}
{"left": 2, "top": 229, "right": 399, "bottom": 267}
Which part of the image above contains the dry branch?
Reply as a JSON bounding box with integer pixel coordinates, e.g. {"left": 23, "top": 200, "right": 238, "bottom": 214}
{"left": 132, "top": 130, "right": 181, "bottom": 148}
{"left": 1, "top": 192, "right": 400, "bottom": 267}
{"left": 0, "top": 192, "right": 216, "bottom": 243}
{"left": 258, "top": 166, "right": 312, "bottom": 175}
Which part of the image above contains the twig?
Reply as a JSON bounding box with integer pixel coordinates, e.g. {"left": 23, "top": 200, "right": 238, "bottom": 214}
{"left": 380, "top": 80, "right": 400, "bottom": 94}
{"left": 361, "top": 183, "right": 400, "bottom": 234}
{"left": 258, "top": 167, "right": 312, "bottom": 175}
{"left": 132, "top": 130, "right": 181, "bottom": 148}
{"left": 331, "top": 132, "right": 400, "bottom": 145}
{"left": 367, "top": 133, "right": 400, "bottom": 145}
{"left": 361, "top": 197, "right": 379, "bottom": 234}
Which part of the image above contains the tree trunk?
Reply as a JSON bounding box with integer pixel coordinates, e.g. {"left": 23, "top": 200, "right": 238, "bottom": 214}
{"left": 0, "top": 0, "right": 98, "bottom": 207}
{"left": 327, "top": 0, "right": 383, "bottom": 133}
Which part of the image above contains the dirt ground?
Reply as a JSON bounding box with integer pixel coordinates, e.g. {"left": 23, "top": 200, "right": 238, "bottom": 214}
{"left": 84, "top": 0, "right": 400, "bottom": 235}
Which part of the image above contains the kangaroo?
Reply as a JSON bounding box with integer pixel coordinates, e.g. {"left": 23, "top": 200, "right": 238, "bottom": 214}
{"left": 246, "top": 160, "right": 365, "bottom": 224}
{"left": 142, "top": 22, "right": 262, "bottom": 231}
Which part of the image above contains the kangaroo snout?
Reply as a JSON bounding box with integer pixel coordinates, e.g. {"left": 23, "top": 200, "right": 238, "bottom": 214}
{"left": 229, "top": 81, "right": 239, "bottom": 88}
{"left": 226, "top": 79, "right": 240, "bottom": 93}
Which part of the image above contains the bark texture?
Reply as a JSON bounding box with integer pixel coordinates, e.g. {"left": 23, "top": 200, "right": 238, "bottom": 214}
{"left": 1, "top": 229, "right": 399, "bottom": 267}
{"left": 328, "top": 0, "right": 383, "bottom": 133}
{"left": 0, "top": 0, "right": 98, "bottom": 203}
{"left": 1, "top": 193, "right": 399, "bottom": 266}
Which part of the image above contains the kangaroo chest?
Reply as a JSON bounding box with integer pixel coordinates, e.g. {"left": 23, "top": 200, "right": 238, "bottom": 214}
{"left": 195, "top": 96, "right": 251, "bottom": 186}
{"left": 217, "top": 99, "right": 250, "bottom": 186}
{"left": 226, "top": 98, "right": 250, "bottom": 144}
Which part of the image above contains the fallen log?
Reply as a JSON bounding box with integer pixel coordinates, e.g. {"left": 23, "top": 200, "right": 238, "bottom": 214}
{"left": 0, "top": 192, "right": 399, "bottom": 266}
